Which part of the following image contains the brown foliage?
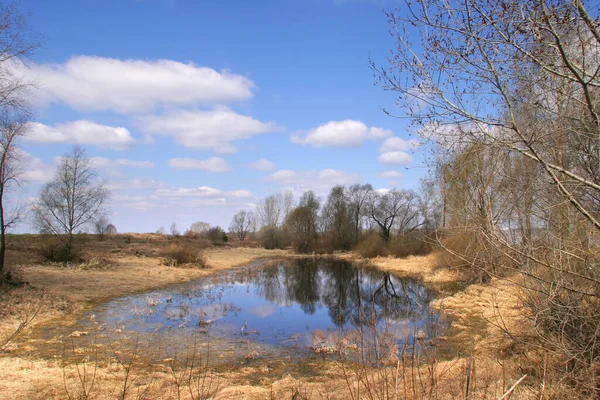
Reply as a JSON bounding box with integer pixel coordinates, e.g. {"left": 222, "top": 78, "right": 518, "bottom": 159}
{"left": 161, "top": 242, "right": 209, "bottom": 268}
{"left": 355, "top": 234, "right": 387, "bottom": 258}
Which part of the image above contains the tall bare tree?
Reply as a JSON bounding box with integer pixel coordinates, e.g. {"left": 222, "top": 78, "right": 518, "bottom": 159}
{"left": 347, "top": 183, "right": 372, "bottom": 243}
{"left": 33, "top": 146, "right": 110, "bottom": 261}
{"left": 367, "top": 189, "right": 422, "bottom": 241}
{"left": 321, "top": 185, "right": 354, "bottom": 250}
{"left": 229, "top": 210, "right": 256, "bottom": 241}
{"left": 0, "top": 112, "right": 28, "bottom": 278}
{"left": 0, "top": 3, "right": 41, "bottom": 279}
{"left": 374, "top": 0, "right": 600, "bottom": 390}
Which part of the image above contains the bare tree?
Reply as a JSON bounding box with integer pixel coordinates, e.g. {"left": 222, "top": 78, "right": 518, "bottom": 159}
{"left": 347, "top": 183, "right": 373, "bottom": 243}
{"left": 105, "top": 223, "right": 117, "bottom": 235}
{"left": 33, "top": 146, "right": 110, "bottom": 261}
{"left": 257, "top": 194, "right": 281, "bottom": 228}
{"left": 94, "top": 215, "right": 110, "bottom": 241}
{"left": 0, "top": 4, "right": 41, "bottom": 279}
{"left": 229, "top": 210, "right": 256, "bottom": 241}
{"left": 367, "top": 189, "right": 422, "bottom": 241}
{"left": 0, "top": 112, "right": 28, "bottom": 278}
{"left": 321, "top": 185, "right": 354, "bottom": 250}
{"left": 188, "top": 221, "right": 210, "bottom": 235}
{"left": 374, "top": 0, "right": 600, "bottom": 390}
{"left": 170, "top": 222, "right": 179, "bottom": 237}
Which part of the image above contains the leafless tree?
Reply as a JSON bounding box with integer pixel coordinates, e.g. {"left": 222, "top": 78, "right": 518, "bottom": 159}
{"left": 229, "top": 210, "right": 256, "bottom": 241}
{"left": 347, "top": 184, "right": 373, "bottom": 243}
{"left": 33, "top": 146, "right": 110, "bottom": 261}
{"left": 321, "top": 185, "right": 354, "bottom": 250}
{"left": 257, "top": 194, "right": 281, "bottom": 228}
{"left": 188, "top": 221, "right": 210, "bottom": 235}
{"left": 0, "top": 112, "right": 28, "bottom": 278}
{"left": 0, "top": 4, "right": 41, "bottom": 279}
{"left": 367, "top": 189, "right": 422, "bottom": 241}
{"left": 375, "top": 0, "right": 600, "bottom": 391}
{"left": 105, "top": 223, "right": 117, "bottom": 235}
{"left": 94, "top": 216, "right": 110, "bottom": 241}
{"left": 170, "top": 222, "right": 179, "bottom": 237}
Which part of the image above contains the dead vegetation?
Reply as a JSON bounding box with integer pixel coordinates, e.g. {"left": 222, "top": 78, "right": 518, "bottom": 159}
{"left": 0, "top": 233, "right": 578, "bottom": 399}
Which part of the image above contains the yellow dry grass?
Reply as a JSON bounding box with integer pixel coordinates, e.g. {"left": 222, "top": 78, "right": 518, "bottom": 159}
{"left": 341, "top": 252, "right": 459, "bottom": 285}
{"left": 0, "top": 236, "right": 539, "bottom": 399}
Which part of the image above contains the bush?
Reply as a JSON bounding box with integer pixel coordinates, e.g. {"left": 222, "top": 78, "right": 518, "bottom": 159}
{"left": 388, "top": 231, "right": 433, "bottom": 258}
{"left": 261, "top": 226, "right": 282, "bottom": 249}
{"left": 355, "top": 234, "right": 387, "bottom": 258}
{"left": 38, "top": 239, "right": 81, "bottom": 263}
{"left": 438, "top": 229, "right": 510, "bottom": 283}
{"left": 161, "top": 243, "right": 209, "bottom": 268}
{"left": 206, "top": 226, "right": 225, "bottom": 243}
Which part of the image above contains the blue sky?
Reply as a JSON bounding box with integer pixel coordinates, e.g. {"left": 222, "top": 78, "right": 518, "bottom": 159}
{"left": 17, "top": 0, "right": 428, "bottom": 233}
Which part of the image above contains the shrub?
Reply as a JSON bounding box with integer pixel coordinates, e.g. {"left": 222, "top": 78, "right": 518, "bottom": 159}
{"left": 438, "top": 229, "right": 509, "bottom": 283}
{"left": 355, "top": 234, "right": 387, "bottom": 258}
{"left": 37, "top": 239, "right": 81, "bottom": 263}
{"left": 161, "top": 243, "right": 209, "bottom": 268}
{"left": 261, "top": 226, "right": 282, "bottom": 249}
{"left": 388, "top": 231, "right": 433, "bottom": 258}
{"left": 206, "top": 226, "right": 225, "bottom": 243}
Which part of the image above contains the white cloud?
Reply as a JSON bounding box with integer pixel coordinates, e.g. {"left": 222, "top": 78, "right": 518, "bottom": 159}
{"left": 168, "top": 157, "right": 232, "bottom": 172}
{"left": 22, "top": 56, "right": 254, "bottom": 113}
{"left": 155, "top": 185, "right": 252, "bottom": 200}
{"left": 137, "top": 108, "right": 280, "bottom": 153}
{"left": 291, "top": 120, "right": 392, "bottom": 148}
{"left": 20, "top": 151, "right": 54, "bottom": 184}
{"left": 90, "top": 157, "right": 155, "bottom": 169}
{"left": 248, "top": 158, "right": 275, "bottom": 171}
{"left": 116, "top": 159, "right": 155, "bottom": 168}
{"left": 379, "top": 136, "right": 421, "bottom": 153}
{"left": 378, "top": 151, "right": 413, "bottom": 165}
{"left": 379, "top": 170, "right": 403, "bottom": 178}
{"left": 266, "top": 168, "right": 358, "bottom": 195}
{"left": 27, "top": 120, "right": 135, "bottom": 150}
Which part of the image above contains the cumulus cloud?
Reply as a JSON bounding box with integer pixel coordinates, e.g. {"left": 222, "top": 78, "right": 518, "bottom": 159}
{"left": 115, "top": 159, "right": 155, "bottom": 168}
{"left": 378, "top": 151, "right": 413, "bottom": 165}
{"left": 137, "top": 108, "right": 280, "bottom": 153}
{"left": 379, "top": 170, "right": 403, "bottom": 178}
{"left": 27, "top": 120, "right": 135, "bottom": 150}
{"left": 378, "top": 136, "right": 421, "bottom": 166}
{"left": 22, "top": 56, "right": 254, "bottom": 113}
{"left": 266, "top": 168, "right": 358, "bottom": 195}
{"left": 291, "top": 120, "right": 392, "bottom": 148}
{"left": 379, "top": 137, "right": 421, "bottom": 153}
{"left": 168, "top": 157, "right": 232, "bottom": 172}
{"left": 20, "top": 151, "right": 54, "bottom": 184}
{"left": 90, "top": 157, "right": 155, "bottom": 169}
{"left": 248, "top": 158, "right": 275, "bottom": 171}
{"left": 155, "top": 186, "right": 251, "bottom": 198}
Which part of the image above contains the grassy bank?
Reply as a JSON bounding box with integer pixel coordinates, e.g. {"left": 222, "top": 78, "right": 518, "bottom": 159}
{"left": 0, "top": 234, "right": 537, "bottom": 399}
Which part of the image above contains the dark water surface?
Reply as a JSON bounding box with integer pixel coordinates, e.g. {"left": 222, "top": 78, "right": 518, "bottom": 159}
{"left": 32, "top": 259, "right": 447, "bottom": 363}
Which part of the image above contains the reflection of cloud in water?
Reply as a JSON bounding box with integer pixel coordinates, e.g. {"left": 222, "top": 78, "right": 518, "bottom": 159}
{"left": 248, "top": 304, "right": 276, "bottom": 318}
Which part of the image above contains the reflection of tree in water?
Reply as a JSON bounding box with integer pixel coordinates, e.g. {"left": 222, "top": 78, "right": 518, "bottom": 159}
{"left": 246, "top": 259, "right": 435, "bottom": 331}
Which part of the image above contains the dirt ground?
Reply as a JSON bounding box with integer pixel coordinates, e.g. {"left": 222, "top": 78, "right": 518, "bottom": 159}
{"left": 0, "top": 235, "right": 535, "bottom": 399}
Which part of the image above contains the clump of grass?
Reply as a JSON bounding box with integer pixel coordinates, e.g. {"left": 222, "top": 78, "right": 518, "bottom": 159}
{"left": 161, "top": 242, "right": 210, "bottom": 268}
{"left": 79, "top": 256, "right": 117, "bottom": 270}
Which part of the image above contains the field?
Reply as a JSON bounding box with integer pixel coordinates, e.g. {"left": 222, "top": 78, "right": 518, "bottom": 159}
{"left": 0, "top": 234, "right": 537, "bottom": 399}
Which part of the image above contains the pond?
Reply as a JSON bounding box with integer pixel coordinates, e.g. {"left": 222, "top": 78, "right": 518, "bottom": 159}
{"left": 33, "top": 259, "right": 448, "bottom": 364}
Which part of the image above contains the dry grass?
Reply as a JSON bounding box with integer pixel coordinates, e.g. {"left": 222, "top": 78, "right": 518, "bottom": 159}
{"left": 0, "top": 235, "right": 546, "bottom": 399}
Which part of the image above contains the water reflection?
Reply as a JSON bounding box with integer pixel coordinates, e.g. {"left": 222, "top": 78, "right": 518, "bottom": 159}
{"left": 36, "top": 259, "right": 446, "bottom": 362}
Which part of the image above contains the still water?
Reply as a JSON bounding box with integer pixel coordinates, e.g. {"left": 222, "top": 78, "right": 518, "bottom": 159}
{"left": 37, "top": 259, "right": 446, "bottom": 362}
